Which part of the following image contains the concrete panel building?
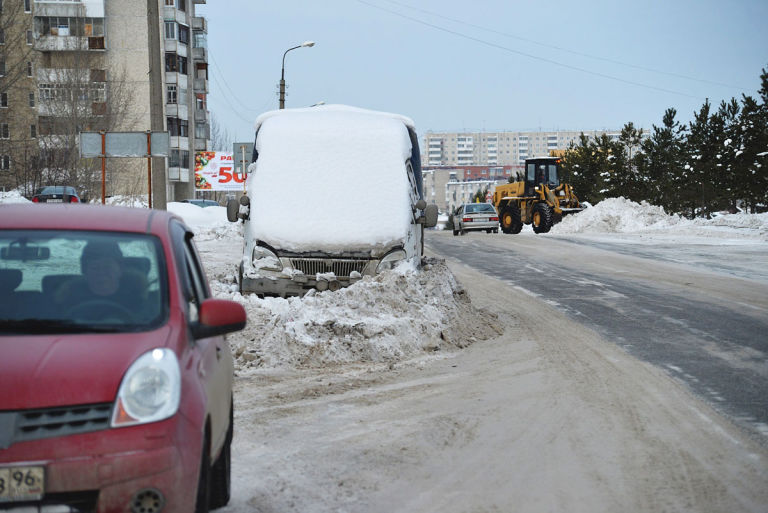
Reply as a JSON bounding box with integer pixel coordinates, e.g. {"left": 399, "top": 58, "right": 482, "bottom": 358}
{"left": 422, "top": 129, "right": 621, "bottom": 167}
{"left": 0, "top": 0, "right": 210, "bottom": 204}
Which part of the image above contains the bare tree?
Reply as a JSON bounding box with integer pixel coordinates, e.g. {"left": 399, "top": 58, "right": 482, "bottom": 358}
{"left": 28, "top": 35, "right": 140, "bottom": 201}
{"left": 210, "top": 111, "right": 234, "bottom": 152}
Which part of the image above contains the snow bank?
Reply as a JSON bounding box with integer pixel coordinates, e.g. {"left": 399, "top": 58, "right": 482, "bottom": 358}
{"left": 209, "top": 258, "right": 499, "bottom": 371}
{"left": 246, "top": 105, "right": 415, "bottom": 252}
{"left": 551, "top": 197, "right": 768, "bottom": 240}
{"left": 0, "top": 191, "right": 31, "bottom": 204}
{"left": 551, "top": 197, "right": 681, "bottom": 233}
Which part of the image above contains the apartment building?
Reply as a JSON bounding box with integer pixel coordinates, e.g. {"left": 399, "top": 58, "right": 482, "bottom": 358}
{"left": 0, "top": 0, "right": 210, "bottom": 203}
{"left": 422, "top": 129, "right": 622, "bottom": 167}
{"left": 0, "top": 0, "right": 39, "bottom": 192}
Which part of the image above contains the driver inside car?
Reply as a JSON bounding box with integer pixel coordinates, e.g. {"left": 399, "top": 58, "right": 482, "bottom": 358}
{"left": 55, "top": 240, "right": 147, "bottom": 322}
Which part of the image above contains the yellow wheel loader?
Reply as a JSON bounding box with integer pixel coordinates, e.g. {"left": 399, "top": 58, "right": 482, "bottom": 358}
{"left": 493, "top": 157, "right": 584, "bottom": 234}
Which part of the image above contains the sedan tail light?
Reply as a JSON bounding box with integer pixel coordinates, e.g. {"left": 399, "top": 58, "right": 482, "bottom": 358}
{"left": 490, "top": 217, "right": 499, "bottom": 221}
{"left": 32, "top": 197, "right": 39, "bottom": 203}
{"left": 70, "top": 196, "right": 79, "bottom": 203}
{"left": 462, "top": 217, "right": 473, "bottom": 222}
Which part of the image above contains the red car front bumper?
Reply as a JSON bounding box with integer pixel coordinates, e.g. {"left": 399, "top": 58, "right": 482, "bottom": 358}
{"left": 0, "top": 414, "right": 202, "bottom": 512}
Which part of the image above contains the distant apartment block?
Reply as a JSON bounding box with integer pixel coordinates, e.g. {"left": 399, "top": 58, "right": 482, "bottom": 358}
{"left": 422, "top": 129, "right": 622, "bottom": 167}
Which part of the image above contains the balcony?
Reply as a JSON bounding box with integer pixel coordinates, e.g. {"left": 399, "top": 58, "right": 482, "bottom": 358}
{"left": 170, "top": 136, "right": 189, "bottom": 149}
{"left": 191, "top": 17, "right": 207, "bottom": 32}
{"left": 165, "top": 104, "right": 188, "bottom": 119}
{"left": 163, "top": 7, "right": 187, "bottom": 24}
{"left": 194, "top": 0, "right": 207, "bottom": 3}
{"left": 194, "top": 138, "right": 209, "bottom": 151}
{"left": 164, "top": 40, "right": 187, "bottom": 57}
{"left": 35, "top": 35, "right": 105, "bottom": 52}
{"left": 193, "top": 77, "right": 208, "bottom": 93}
{"left": 191, "top": 47, "right": 207, "bottom": 62}
{"left": 194, "top": 109, "right": 207, "bottom": 122}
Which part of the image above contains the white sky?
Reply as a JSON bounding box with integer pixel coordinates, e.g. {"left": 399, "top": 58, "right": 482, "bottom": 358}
{"left": 198, "top": 0, "right": 768, "bottom": 144}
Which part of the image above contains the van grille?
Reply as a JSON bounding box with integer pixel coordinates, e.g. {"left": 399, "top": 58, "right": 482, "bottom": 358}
{"left": 0, "top": 403, "right": 112, "bottom": 449}
{"left": 289, "top": 259, "right": 368, "bottom": 278}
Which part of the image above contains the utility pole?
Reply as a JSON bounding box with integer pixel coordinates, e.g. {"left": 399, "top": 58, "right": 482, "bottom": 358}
{"left": 147, "top": 0, "right": 167, "bottom": 209}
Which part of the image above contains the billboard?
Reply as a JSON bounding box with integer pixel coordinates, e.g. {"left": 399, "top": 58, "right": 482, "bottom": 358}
{"left": 194, "top": 151, "right": 245, "bottom": 191}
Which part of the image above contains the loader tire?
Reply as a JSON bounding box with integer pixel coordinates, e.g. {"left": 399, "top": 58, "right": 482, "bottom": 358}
{"left": 500, "top": 205, "right": 523, "bottom": 234}
{"left": 532, "top": 203, "right": 553, "bottom": 234}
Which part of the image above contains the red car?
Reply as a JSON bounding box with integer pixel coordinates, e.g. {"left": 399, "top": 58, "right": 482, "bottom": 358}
{"left": 0, "top": 204, "right": 246, "bottom": 512}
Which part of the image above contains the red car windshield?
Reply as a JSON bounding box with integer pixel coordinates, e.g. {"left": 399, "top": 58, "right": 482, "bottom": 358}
{"left": 0, "top": 231, "right": 168, "bottom": 334}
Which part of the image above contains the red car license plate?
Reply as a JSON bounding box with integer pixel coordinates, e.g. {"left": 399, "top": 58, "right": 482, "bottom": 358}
{"left": 0, "top": 466, "right": 45, "bottom": 502}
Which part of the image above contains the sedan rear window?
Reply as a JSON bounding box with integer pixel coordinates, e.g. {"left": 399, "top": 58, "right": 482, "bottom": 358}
{"left": 465, "top": 203, "right": 496, "bottom": 214}
{"left": 0, "top": 231, "right": 167, "bottom": 334}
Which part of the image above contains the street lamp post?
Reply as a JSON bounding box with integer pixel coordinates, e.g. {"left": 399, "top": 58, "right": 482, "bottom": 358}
{"left": 279, "top": 41, "right": 315, "bottom": 109}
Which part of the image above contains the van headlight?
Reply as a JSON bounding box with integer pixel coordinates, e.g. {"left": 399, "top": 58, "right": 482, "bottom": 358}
{"left": 111, "top": 348, "right": 181, "bottom": 427}
{"left": 376, "top": 249, "right": 407, "bottom": 273}
{"left": 252, "top": 245, "right": 283, "bottom": 271}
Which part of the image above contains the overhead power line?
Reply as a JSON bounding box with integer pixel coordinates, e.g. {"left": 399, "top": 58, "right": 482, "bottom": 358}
{"left": 355, "top": 0, "right": 707, "bottom": 100}
{"left": 381, "top": 0, "right": 750, "bottom": 91}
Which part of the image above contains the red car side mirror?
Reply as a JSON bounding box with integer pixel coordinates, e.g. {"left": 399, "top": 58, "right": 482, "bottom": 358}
{"left": 193, "top": 298, "right": 247, "bottom": 339}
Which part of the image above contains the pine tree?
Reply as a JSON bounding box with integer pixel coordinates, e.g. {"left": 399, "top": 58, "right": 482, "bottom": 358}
{"left": 639, "top": 108, "right": 686, "bottom": 213}
{"left": 561, "top": 133, "right": 600, "bottom": 204}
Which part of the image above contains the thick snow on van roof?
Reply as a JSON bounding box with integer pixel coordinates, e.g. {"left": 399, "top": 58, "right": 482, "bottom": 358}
{"left": 245, "top": 105, "right": 416, "bottom": 252}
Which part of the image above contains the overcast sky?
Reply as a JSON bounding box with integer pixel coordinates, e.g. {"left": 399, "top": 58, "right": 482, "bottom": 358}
{"left": 197, "top": 0, "right": 767, "bottom": 144}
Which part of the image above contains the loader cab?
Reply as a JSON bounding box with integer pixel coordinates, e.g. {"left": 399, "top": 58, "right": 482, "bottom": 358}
{"left": 525, "top": 157, "right": 560, "bottom": 194}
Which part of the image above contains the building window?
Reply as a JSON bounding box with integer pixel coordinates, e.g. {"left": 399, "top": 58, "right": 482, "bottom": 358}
{"left": 165, "top": 53, "right": 188, "bottom": 74}
{"left": 26, "top": 30, "right": 33, "bottom": 45}
{"left": 0, "top": 60, "right": 5, "bottom": 76}
{"left": 177, "top": 0, "right": 186, "bottom": 12}
{"left": 0, "top": 93, "right": 6, "bottom": 107}
{"left": 167, "top": 117, "right": 188, "bottom": 137}
{"left": 178, "top": 24, "right": 189, "bottom": 44}
{"left": 164, "top": 21, "right": 176, "bottom": 40}
{"left": 27, "top": 61, "right": 32, "bottom": 77}
{"left": 29, "top": 92, "right": 35, "bottom": 107}
{"left": 90, "top": 83, "right": 105, "bottom": 102}
{"left": 0, "top": 28, "right": 5, "bottom": 45}
{"left": 166, "top": 84, "right": 177, "bottom": 104}
{"left": 193, "top": 31, "right": 206, "bottom": 48}
{"left": 165, "top": 0, "right": 175, "bottom": 5}
{"left": 1, "top": 155, "right": 10, "bottom": 170}
{"left": 24, "top": 0, "right": 31, "bottom": 12}
{"left": 1, "top": 124, "right": 9, "bottom": 139}
{"left": 30, "top": 125, "right": 36, "bottom": 138}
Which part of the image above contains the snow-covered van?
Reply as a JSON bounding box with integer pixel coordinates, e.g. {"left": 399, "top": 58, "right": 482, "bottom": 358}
{"left": 227, "top": 104, "right": 438, "bottom": 297}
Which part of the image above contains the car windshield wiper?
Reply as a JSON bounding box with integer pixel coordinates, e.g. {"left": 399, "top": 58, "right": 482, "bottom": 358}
{"left": 0, "top": 319, "right": 120, "bottom": 334}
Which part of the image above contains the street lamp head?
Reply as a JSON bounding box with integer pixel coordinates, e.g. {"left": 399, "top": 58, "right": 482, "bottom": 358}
{"left": 301, "top": 41, "right": 315, "bottom": 48}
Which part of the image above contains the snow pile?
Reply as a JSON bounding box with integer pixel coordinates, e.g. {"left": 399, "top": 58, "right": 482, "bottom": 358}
{"left": 552, "top": 197, "right": 768, "bottom": 239}
{"left": 208, "top": 258, "right": 499, "bottom": 371}
{"left": 246, "top": 105, "right": 415, "bottom": 252}
{"left": 551, "top": 197, "right": 681, "bottom": 233}
{"left": 105, "top": 195, "right": 149, "bottom": 208}
{"left": 0, "top": 191, "right": 30, "bottom": 204}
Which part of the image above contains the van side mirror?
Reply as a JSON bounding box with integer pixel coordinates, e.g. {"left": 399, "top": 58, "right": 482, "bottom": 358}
{"left": 415, "top": 199, "right": 427, "bottom": 211}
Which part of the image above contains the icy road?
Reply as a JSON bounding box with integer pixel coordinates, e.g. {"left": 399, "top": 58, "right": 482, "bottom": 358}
{"left": 184, "top": 203, "right": 768, "bottom": 513}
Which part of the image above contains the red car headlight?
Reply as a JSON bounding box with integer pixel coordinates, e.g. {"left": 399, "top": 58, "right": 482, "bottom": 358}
{"left": 111, "top": 348, "right": 181, "bottom": 428}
